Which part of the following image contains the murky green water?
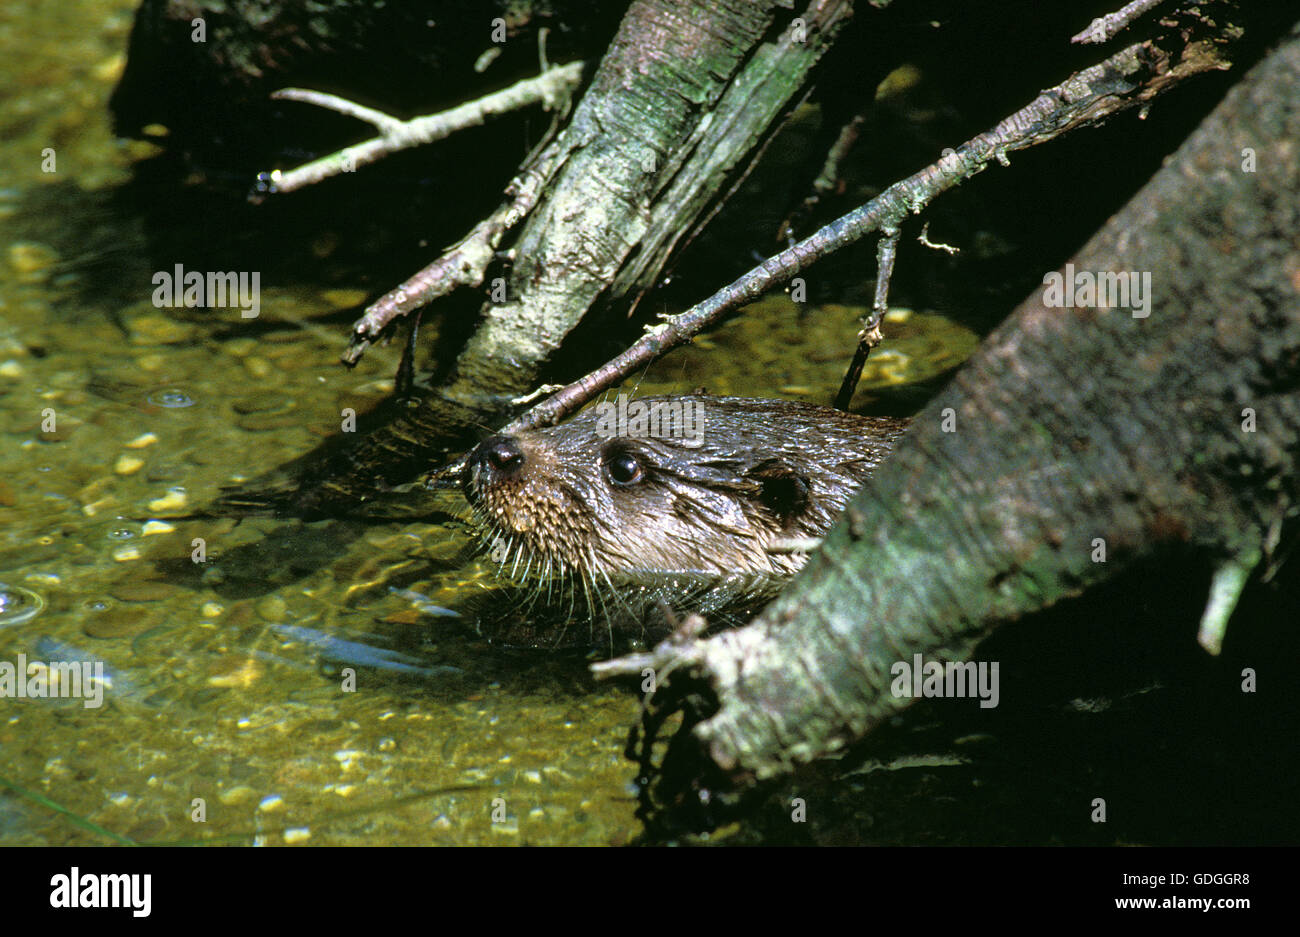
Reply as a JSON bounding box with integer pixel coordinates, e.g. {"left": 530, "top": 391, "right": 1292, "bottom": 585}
{"left": 0, "top": 1, "right": 978, "bottom": 845}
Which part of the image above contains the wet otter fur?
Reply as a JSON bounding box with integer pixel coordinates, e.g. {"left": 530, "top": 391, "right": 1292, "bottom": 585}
{"left": 460, "top": 395, "right": 907, "bottom": 645}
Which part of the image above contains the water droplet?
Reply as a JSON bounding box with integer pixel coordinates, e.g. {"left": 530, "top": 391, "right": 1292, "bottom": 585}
{"left": 147, "top": 388, "right": 195, "bottom": 408}
{"left": 0, "top": 584, "right": 44, "bottom": 627}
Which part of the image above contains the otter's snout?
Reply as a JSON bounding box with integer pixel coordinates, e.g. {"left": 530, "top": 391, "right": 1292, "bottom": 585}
{"left": 467, "top": 435, "right": 526, "bottom": 485}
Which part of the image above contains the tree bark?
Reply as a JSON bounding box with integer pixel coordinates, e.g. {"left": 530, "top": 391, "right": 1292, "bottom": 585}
{"left": 631, "top": 19, "right": 1300, "bottom": 809}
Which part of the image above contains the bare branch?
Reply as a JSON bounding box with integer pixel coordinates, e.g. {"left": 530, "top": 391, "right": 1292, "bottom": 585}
{"left": 834, "top": 228, "right": 898, "bottom": 411}
{"left": 1072, "top": 0, "right": 1170, "bottom": 45}
{"left": 258, "top": 61, "right": 584, "bottom": 196}
{"left": 917, "top": 221, "right": 959, "bottom": 255}
{"left": 270, "top": 89, "right": 405, "bottom": 134}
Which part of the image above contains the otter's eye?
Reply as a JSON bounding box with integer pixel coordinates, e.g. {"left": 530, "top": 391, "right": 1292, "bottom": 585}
{"left": 603, "top": 450, "right": 645, "bottom": 486}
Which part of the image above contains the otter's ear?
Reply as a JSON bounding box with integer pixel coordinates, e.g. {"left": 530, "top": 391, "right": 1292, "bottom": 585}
{"left": 748, "top": 459, "right": 812, "bottom": 527}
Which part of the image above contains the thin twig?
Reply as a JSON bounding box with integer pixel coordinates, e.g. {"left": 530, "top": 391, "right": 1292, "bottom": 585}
{"left": 917, "top": 221, "right": 959, "bottom": 255}
{"left": 834, "top": 227, "right": 898, "bottom": 410}
{"left": 259, "top": 61, "right": 584, "bottom": 196}
{"left": 271, "top": 89, "right": 405, "bottom": 134}
{"left": 1072, "top": 0, "right": 1169, "bottom": 44}
{"left": 778, "top": 111, "right": 868, "bottom": 243}
{"left": 395, "top": 308, "right": 424, "bottom": 398}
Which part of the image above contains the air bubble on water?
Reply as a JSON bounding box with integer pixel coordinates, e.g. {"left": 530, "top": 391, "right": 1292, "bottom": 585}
{"left": 0, "top": 584, "right": 44, "bottom": 627}
{"left": 147, "top": 389, "right": 195, "bottom": 408}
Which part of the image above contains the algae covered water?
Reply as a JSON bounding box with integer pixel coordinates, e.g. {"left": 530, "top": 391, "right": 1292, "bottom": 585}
{"left": 0, "top": 0, "right": 983, "bottom": 846}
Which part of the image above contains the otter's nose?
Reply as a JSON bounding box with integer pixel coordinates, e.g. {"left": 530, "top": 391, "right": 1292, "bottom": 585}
{"left": 472, "top": 435, "right": 525, "bottom": 477}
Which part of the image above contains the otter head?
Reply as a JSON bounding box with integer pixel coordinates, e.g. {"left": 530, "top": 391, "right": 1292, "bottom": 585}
{"left": 461, "top": 396, "right": 901, "bottom": 592}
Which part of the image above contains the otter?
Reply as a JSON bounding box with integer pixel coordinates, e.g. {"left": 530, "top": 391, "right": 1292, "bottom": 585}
{"left": 460, "top": 395, "right": 908, "bottom": 643}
